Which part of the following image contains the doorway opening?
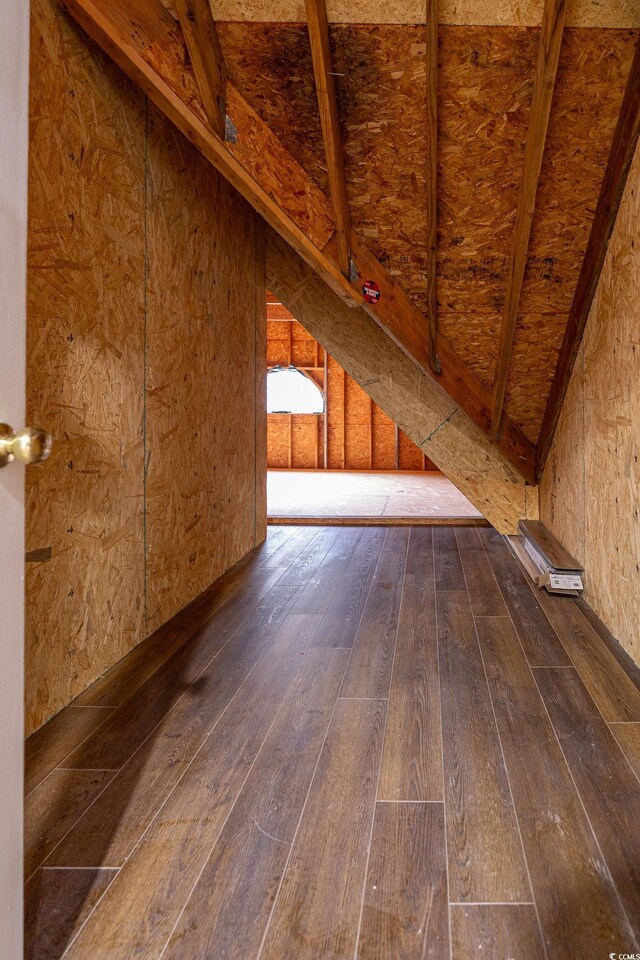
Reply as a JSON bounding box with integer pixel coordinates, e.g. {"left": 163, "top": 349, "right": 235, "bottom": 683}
{"left": 265, "top": 298, "right": 485, "bottom": 525}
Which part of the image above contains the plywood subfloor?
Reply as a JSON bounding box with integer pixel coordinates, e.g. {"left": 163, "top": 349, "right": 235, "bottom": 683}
{"left": 25, "top": 525, "right": 640, "bottom": 959}
{"left": 267, "top": 469, "right": 484, "bottom": 520}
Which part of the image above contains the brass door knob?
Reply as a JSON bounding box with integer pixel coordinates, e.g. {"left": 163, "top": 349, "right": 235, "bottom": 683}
{"left": 0, "top": 423, "right": 52, "bottom": 468}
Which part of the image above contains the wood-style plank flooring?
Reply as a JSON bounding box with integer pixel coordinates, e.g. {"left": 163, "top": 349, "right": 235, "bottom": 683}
{"left": 25, "top": 525, "right": 640, "bottom": 960}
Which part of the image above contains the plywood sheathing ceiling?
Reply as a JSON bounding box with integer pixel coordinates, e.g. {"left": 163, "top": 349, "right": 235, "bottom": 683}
{"left": 217, "top": 23, "right": 637, "bottom": 444}
{"left": 210, "top": 0, "right": 640, "bottom": 28}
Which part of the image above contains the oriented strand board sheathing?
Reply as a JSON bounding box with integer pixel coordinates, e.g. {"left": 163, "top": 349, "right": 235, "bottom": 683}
{"left": 505, "top": 28, "right": 638, "bottom": 441}
{"left": 267, "top": 229, "right": 535, "bottom": 532}
{"left": 541, "top": 139, "right": 640, "bottom": 664}
{"left": 25, "top": 0, "right": 146, "bottom": 735}
{"left": 220, "top": 23, "right": 637, "bottom": 439}
{"left": 213, "top": 0, "right": 640, "bottom": 28}
{"left": 140, "top": 24, "right": 335, "bottom": 250}
{"left": 437, "top": 26, "right": 536, "bottom": 390}
{"left": 145, "top": 108, "right": 262, "bottom": 633}
{"left": 25, "top": 0, "right": 267, "bottom": 734}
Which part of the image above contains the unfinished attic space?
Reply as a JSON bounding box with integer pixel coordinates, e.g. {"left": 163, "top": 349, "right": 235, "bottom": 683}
{"left": 4, "top": 0, "right": 640, "bottom": 956}
{"left": 265, "top": 304, "right": 484, "bottom": 521}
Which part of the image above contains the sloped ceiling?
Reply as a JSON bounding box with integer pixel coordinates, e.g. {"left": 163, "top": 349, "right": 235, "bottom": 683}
{"left": 216, "top": 21, "right": 637, "bottom": 443}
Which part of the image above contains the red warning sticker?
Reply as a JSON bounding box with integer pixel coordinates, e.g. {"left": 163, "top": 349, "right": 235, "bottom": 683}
{"left": 362, "top": 280, "right": 380, "bottom": 304}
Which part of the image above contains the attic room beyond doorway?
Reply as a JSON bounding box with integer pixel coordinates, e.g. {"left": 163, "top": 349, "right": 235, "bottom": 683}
{"left": 265, "top": 301, "right": 485, "bottom": 524}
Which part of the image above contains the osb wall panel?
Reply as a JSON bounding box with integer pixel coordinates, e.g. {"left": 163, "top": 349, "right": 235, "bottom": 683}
{"left": 145, "top": 108, "right": 264, "bottom": 633}
{"left": 541, "top": 140, "right": 640, "bottom": 665}
{"left": 218, "top": 23, "right": 636, "bottom": 442}
{"left": 213, "top": 0, "right": 640, "bottom": 28}
{"left": 25, "top": 0, "right": 266, "bottom": 734}
{"left": 26, "top": 0, "right": 146, "bottom": 735}
{"left": 267, "top": 321, "right": 436, "bottom": 470}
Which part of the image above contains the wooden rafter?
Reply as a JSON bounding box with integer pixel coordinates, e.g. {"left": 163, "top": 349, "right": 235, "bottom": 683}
{"left": 425, "top": 0, "right": 440, "bottom": 375}
{"left": 491, "top": 0, "right": 566, "bottom": 439}
{"left": 174, "top": 0, "right": 226, "bottom": 138}
{"left": 536, "top": 33, "right": 640, "bottom": 477}
{"left": 305, "top": 0, "right": 351, "bottom": 277}
{"left": 60, "top": 0, "right": 536, "bottom": 483}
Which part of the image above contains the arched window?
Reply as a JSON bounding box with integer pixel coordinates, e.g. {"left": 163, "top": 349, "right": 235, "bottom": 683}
{"left": 267, "top": 365, "right": 325, "bottom": 414}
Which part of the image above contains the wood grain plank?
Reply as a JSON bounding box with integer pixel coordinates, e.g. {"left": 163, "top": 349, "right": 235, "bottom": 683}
{"left": 455, "top": 527, "right": 507, "bottom": 617}
{"left": 25, "top": 707, "right": 113, "bottom": 795}
{"left": 254, "top": 524, "right": 297, "bottom": 563}
{"left": 25, "top": 868, "right": 116, "bottom": 960}
{"left": 340, "top": 527, "right": 409, "bottom": 698}
{"left": 433, "top": 527, "right": 466, "bottom": 591}
{"left": 259, "top": 698, "right": 386, "bottom": 960}
{"left": 48, "top": 599, "right": 307, "bottom": 868}
{"left": 75, "top": 527, "right": 316, "bottom": 709}
{"left": 165, "top": 647, "right": 349, "bottom": 960}
{"left": 61, "top": 613, "right": 321, "bottom": 959}
{"left": 480, "top": 528, "right": 571, "bottom": 666}
{"left": 357, "top": 802, "right": 449, "bottom": 960}
{"left": 609, "top": 723, "right": 640, "bottom": 781}
{"left": 259, "top": 524, "right": 322, "bottom": 569}
{"left": 313, "top": 529, "right": 386, "bottom": 648}
{"left": 25, "top": 769, "right": 115, "bottom": 878}
{"left": 476, "top": 615, "right": 636, "bottom": 957}
{"left": 292, "top": 527, "right": 362, "bottom": 614}
{"left": 378, "top": 529, "right": 443, "bottom": 801}
{"left": 63, "top": 578, "right": 302, "bottom": 771}
{"left": 450, "top": 905, "right": 544, "bottom": 960}
{"left": 277, "top": 526, "right": 339, "bottom": 585}
{"left": 437, "top": 591, "right": 529, "bottom": 902}
{"left": 534, "top": 588, "right": 640, "bottom": 721}
{"left": 536, "top": 667, "right": 640, "bottom": 940}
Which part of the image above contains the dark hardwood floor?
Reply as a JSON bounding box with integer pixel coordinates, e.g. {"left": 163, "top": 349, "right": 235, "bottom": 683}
{"left": 25, "top": 525, "right": 640, "bottom": 960}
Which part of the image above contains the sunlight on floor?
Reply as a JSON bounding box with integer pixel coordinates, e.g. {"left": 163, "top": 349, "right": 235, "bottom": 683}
{"left": 267, "top": 470, "right": 483, "bottom": 519}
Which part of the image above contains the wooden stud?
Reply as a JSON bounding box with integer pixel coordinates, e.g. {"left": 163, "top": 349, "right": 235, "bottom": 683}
{"left": 491, "top": 0, "right": 566, "bottom": 439}
{"left": 174, "top": 0, "right": 226, "bottom": 138}
{"left": 323, "top": 349, "right": 328, "bottom": 468}
{"left": 305, "top": 0, "right": 351, "bottom": 277}
{"left": 342, "top": 367, "right": 347, "bottom": 469}
{"left": 425, "top": 0, "right": 440, "bottom": 375}
{"left": 369, "top": 396, "right": 373, "bottom": 469}
{"left": 536, "top": 33, "right": 640, "bottom": 476}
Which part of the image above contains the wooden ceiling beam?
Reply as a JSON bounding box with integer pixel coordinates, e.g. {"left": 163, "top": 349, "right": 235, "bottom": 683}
{"left": 305, "top": 0, "right": 352, "bottom": 277}
{"left": 174, "top": 0, "right": 226, "bottom": 138}
{"left": 491, "top": 0, "right": 566, "bottom": 440}
{"left": 536, "top": 33, "right": 640, "bottom": 478}
{"left": 60, "top": 0, "right": 536, "bottom": 483}
{"left": 425, "top": 0, "right": 440, "bottom": 375}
